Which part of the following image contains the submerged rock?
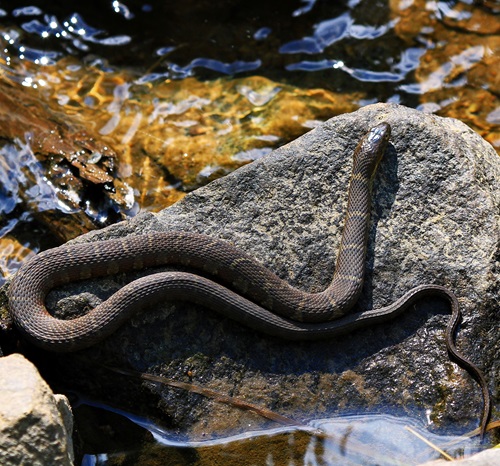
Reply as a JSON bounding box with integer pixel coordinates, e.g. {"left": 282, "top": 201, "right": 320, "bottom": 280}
{"left": 392, "top": 0, "right": 500, "bottom": 150}
{"left": 0, "top": 353, "right": 74, "bottom": 466}
{"left": 6, "top": 103, "right": 500, "bottom": 442}
{"left": 0, "top": 60, "right": 359, "bottom": 281}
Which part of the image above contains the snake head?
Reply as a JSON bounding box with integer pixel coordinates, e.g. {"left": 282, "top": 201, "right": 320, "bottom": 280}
{"left": 367, "top": 122, "right": 391, "bottom": 146}
{"left": 353, "top": 122, "right": 391, "bottom": 178}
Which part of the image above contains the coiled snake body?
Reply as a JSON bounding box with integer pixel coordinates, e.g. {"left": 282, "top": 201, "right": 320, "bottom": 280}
{"left": 8, "top": 123, "right": 490, "bottom": 437}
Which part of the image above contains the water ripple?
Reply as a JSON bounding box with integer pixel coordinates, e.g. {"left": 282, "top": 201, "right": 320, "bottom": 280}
{"left": 169, "top": 58, "right": 262, "bottom": 78}
{"left": 287, "top": 46, "right": 425, "bottom": 83}
{"left": 280, "top": 13, "right": 396, "bottom": 55}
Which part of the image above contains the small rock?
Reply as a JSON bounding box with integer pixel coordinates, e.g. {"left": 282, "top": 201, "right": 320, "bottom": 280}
{"left": 0, "top": 353, "right": 74, "bottom": 466}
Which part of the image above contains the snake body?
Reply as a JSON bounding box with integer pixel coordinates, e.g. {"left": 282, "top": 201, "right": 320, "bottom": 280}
{"left": 7, "top": 122, "right": 490, "bottom": 436}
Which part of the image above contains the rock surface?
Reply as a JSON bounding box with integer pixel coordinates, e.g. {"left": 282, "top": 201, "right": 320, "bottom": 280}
{"left": 9, "top": 103, "right": 500, "bottom": 443}
{"left": 0, "top": 353, "right": 74, "bottom": 466}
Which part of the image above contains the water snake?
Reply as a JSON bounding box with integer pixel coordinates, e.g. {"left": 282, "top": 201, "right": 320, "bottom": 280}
{"left": 7, "top": 122, "right": 490, "bottom": 437}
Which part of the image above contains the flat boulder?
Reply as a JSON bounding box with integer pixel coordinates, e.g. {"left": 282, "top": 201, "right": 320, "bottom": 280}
{"left": 11, "top": 103, "right": 500, "bottom": 441}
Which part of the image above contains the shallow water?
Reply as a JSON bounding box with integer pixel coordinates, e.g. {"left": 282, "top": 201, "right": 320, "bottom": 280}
{"left": 76, "top": 399, "right": 479, "bottom": 466}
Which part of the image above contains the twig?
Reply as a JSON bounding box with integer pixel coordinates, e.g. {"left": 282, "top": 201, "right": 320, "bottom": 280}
{"left": 107, "top": 365, "right": 302, "bottom": 427}
{"left": 404, "top": 425, "right": 454, "bottom": 461}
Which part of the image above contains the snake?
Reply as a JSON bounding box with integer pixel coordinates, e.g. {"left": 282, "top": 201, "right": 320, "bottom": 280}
{"left": 7, "top": 122, "right": 490, "bottom": 437}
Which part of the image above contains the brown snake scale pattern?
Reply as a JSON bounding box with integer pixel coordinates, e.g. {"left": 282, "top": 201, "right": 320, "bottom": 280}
{"left": 7, "top": 122, "right": 491, "bottom": 437}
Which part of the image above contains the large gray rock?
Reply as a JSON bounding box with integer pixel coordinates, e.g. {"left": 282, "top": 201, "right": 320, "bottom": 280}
{"left": 0, "top": 353, "right": 74, "bottom": 466}
{"left": 13, "top": 103, "right": 500, "bottom": 442}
